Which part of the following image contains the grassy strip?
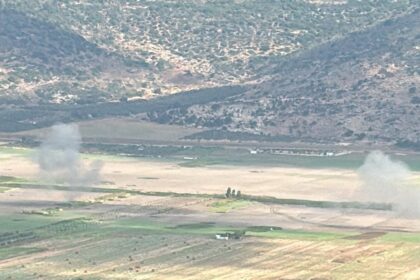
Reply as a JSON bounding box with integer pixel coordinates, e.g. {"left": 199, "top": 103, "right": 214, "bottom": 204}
{"left": 0, "top": 247, "right": 44, "bottom": 260}
{"left": 0, "top": 187, "right": 10, "bottom": 193}
{"left": 209, "top": 199, "right": 252, "bottom": 213}
{"left": 245, "top": 229, "right": 351, "bottom": 240}
{"left": 5, "top": 183, "right": 392, "bottom": 211}
{"left": 0, "top": 175, "right": 30, "bottom": 184}
{"left": 0, "top": 146, "right": 32, "bottom": 157}
{"left": 123, "top": 191, "right": 392, "bottom": 211}
{"left": 3, "top": 183, "right": 130, "bottom": 194}
{"left": 0, "top": 210, "right": 89, "bottom": 233}
{"left": 240, "top": 194, "right": 392, "bottom": 211}
{"left": 111, "top": 219, "right": 353, "bottom": 241}
{"left": 379, "top": 232, "right": 420, "bottom": 243}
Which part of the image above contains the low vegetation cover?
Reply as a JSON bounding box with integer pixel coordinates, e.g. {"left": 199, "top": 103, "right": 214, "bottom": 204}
{"left": 1, "top": 0, "right": 412, "bottom": 104}
{"left": 0, "top": 1, "right": 418, "bottom": 145}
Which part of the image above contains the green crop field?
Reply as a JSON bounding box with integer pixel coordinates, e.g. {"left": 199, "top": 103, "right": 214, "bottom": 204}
{"left": 1, "top": 211, "right": 420, "bottom": 279}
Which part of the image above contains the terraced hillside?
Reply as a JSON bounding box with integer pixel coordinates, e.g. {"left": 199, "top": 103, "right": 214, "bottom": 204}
{"left": 1, "top": 0, "right": 415, "bottom": 104}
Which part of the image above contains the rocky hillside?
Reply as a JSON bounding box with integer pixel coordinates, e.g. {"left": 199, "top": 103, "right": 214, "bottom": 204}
{"left": 1, "top": 0, "right": 415, "bottom": 104}
{"left": 0, "top": 1, "right": 419, "bottom": 146}
{"left": 0, "top": 9, "right": 150, "bottom": 105}
{"left": 147, "top": 8, "right": 420, "bottom": 145}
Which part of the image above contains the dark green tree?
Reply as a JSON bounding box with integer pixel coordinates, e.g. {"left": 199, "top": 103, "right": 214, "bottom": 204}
{"left": 236, "top": 190, "right": 241, "bottom": 198}
{"left": 225, "top": 187, "right": 231, "bottom": 198}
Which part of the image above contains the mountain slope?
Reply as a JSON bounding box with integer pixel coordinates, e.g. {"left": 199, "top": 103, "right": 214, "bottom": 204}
{"left": 0, "top": 9, "right": 150, "bottom": 104}
{"left": 147, "top": 9, "right": 420, "bottom": 145}
{"left": 0, "top": 1, "right": 419, "bottom": 146}
{"left": 1, "top": 0, "right": 416, "bottom": 104}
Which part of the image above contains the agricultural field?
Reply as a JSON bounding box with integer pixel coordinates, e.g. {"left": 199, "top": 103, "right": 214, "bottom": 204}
{"left": 2, "top": 212, "right": 420, "bottom": 280}
{"left": 1, "top": 138, "right": 420, "bottom": 279}
{"left": 5, "top": 117, "right": 420, "bottom": 171}
{"left": 8, "top": 118, "right": 203, "bottom": 143}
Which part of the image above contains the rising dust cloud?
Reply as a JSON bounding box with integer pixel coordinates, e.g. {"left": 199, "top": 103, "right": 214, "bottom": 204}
{"left": 36, "top": 124, "right": 102, "bottom": 187}
{"left": 357, "top": 150, "right": 420, "bottom": 217}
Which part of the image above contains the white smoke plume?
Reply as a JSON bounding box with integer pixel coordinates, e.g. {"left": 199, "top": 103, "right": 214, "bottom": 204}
{"left": 36, "top": 124, "right": 102, "bottom": 186}
{"left": 357, "top": 150, "right": 420, "bottom": 217}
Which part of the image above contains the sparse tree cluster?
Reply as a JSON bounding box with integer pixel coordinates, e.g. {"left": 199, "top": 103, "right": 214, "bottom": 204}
{"left": 225, "top": 187, "right": 242, "bottom": 199}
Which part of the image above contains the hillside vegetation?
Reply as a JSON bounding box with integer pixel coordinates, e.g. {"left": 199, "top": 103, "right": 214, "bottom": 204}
{"left": 147, "top": 7, "right": 420, "bottom": 146}
{"left": 0, "top": 0, "right": 419, "bottom": 146}
{"left": 1, "top": 0, "right": 415, "bottom": 103}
